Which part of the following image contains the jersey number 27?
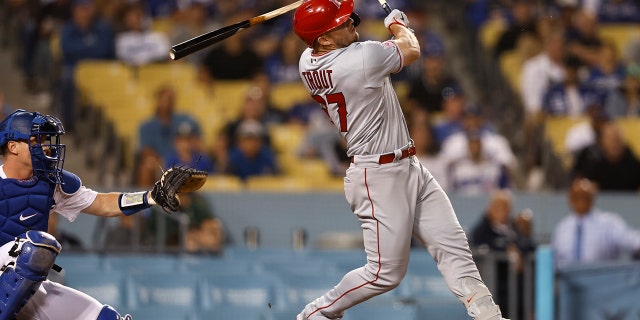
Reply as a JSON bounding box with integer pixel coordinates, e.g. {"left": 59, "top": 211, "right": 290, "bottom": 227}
{"left": 312, "top": 93, "right": 347, "bottom": 132}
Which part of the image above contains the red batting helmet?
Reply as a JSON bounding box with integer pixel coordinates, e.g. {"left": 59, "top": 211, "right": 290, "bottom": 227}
{"left": 293, "top": 0, "right": 361, "bottom": 47}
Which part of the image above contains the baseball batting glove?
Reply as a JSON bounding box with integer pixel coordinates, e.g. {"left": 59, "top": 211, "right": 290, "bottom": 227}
{"left": 384, "top": 9, "right": 410, "bottom": 34}
{"left": 151, "top": 166, "right": 208, "bottom": 212}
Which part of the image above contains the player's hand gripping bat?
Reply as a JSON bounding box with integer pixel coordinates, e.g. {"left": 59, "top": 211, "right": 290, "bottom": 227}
{"left": 170, "top": 0, "right": 304, "bottom": 60}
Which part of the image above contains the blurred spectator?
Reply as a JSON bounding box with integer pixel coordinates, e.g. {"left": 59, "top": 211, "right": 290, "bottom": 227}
{"left": 21, "top": 0, "right": 71, "bottom": 93}
{"left": 470, "top": 190, "right": 535, "bottom": 318}
{"left": 446, "top": 131, "right": 510, "bottom": 195}
{"left": 135, "top": 84, "right": 201, "bottom": 187}
{"left": 144, "top": 192, "right": 224, "bottom": 254}
{"left": 48, "top": 212, "right": 85, "bottom": 252}
{"left": 169, "top": 0, "right": 218, "bottom": 65}
{"left": 408, "top": 109, "right": 448, "bottom": 189}
{"left": 585, "top": 40, "right": 625, "bottom": 93}
{"left": 565, "top": 9, "right": 603, "bottom": 67}
{"left": 198, "top": 10, "right": 264, "bottom": 84}
{"left": 520, "top": 28, "right": 566, "bottom": 119}
{"left": 605, "top": 63, "right": 640, "bottom": 117}
{"left": 493, "top": 0, "right": 537, "bottom": 59}
{"left": 564, "top": 102, "right": 610, "bottom": 156}
{"left": 405, "top": 47, "right": 458, "bottom": 114}
{"left": 541, "top": 56, "right": 597, "bottom": 117}
{"left": 552, "top": 178, "right": 640, "bottom": 269}
{"left": 264, "top": 31, "right": 306, "bottom": 84}
{"left": 596, "top": 0, "right": 640, "bottom": 23}
{"left": 144, "top": 0, "right": 178, "bottom": 19}
{"left": 59, "top": 0, "right": 115, "bottom": 131}
{"left": 432, "top": 84, "right": 467, "bottom": 144}
{"left": 572, "top": 122, "right": 640, "bottom": 191}
{"left": 440, "top": 105, "right": 515, "bottom": 170}
{"left": 225, "top": 119, "right": 279, "bottom": 181}
{"left": 114, "top": 2, "right": 170, "bottom": 66}
{"left": 214, "top": 85, "right": 284, "bottom": 170}
{"left": 164, "top": 117, "right": 215, "bottom": 173}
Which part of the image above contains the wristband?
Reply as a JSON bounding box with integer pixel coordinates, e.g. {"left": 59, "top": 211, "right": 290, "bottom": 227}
{"left": 119, "top": 191, "right": 151, "bottom": 216}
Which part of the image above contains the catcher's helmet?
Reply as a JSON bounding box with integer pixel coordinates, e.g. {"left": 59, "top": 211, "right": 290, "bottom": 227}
{"left": 293, "top": 0, "right": 360, "bottom": 47}
{"left": 0, "top": 109, "right": 66, "bottom": 184}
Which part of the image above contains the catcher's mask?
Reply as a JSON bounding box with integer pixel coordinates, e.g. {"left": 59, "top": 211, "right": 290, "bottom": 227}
{"left": 293, "top": 0, "right": 361, "bottom": 47}
{"left": 0, "top": 109, "right": 66, "bottom": 184}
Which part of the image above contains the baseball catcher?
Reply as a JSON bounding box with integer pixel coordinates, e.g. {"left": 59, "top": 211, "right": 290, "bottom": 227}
{"left": 0, "top": 109, "right": 206, "bottom": 320}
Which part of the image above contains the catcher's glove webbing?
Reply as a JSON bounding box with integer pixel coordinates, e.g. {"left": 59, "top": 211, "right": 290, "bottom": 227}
{"left": 151, "top": 166, "right": 208, "bottom": 212}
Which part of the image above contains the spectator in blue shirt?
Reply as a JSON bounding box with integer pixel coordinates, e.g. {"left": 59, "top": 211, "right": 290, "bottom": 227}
{"left": 135, "top": 85, "right": 201, "bottom": 187}
{"left": 164, "top": 118, "right": 215, "bottom": 173}
{"left": 225, "top": 119, "right": 278, "bottom": 181}
{"left": 552, "top": 178, "right": 640, "bottom": 269}
{"left": 59, "top": 0, "right": 115, "bottom": 131}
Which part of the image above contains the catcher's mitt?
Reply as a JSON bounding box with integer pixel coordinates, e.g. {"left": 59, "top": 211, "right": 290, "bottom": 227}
{"left": 151, "top": 166, "right": 208, "bottom": 212}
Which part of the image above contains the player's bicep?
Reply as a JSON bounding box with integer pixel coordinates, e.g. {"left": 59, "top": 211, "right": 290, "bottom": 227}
{"left": 361, "top": 41, "right": 403, "bottom": 85}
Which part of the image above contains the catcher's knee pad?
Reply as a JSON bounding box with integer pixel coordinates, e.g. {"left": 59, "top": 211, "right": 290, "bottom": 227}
{"left": 0, "top": 231, "right": 61, "bottom": 320}
{"left": 458, "top": 277, "right": 503, "bottom": 320}
{"left": 97, "top": 305, "right": 133, "bottom": 320}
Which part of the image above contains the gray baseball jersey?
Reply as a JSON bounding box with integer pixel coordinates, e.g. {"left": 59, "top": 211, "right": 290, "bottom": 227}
{"left": 299, "top": 40, "right": 412, "bottom": 156}
{"left": 297, "top": 40, "right": 489, "bottom": 320}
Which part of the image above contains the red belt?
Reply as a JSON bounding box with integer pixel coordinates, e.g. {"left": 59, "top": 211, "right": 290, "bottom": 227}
{"left": 351, "top": 146, "right": 416, "bottom": 164}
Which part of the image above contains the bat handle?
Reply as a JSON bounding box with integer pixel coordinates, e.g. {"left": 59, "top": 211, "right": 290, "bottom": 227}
{"left": 380, "top": 1, "right": 392, "bottom": 14}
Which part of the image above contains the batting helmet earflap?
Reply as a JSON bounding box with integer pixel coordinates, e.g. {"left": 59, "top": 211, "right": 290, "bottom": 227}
{"left": 293, "top": 0, "right": 360, "bottom": 47}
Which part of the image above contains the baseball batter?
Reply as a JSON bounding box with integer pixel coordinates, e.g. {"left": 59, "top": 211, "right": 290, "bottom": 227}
{"left": 292, "top": 1, "right": 508, "bottom": 319}
{"left": 0, "top": 109, "right": 185, "bottom": 320}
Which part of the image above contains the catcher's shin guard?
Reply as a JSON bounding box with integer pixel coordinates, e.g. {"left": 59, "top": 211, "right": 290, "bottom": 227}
{"left": 97, "top": 305, "right": 133, "bottom": 320}
{"left": 458, "top": 277, "right": 506, "bottom": 320}
{"left": 0, "top": 231, "right": 61, "bottom": 320}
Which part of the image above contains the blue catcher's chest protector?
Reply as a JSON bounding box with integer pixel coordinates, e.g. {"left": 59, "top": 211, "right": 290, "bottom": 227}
{"left": 0, "top": 177, "right": 55, "bottom": 244}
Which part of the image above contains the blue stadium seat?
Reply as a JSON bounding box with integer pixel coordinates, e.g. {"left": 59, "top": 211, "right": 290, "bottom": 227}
{"left": 128, "top": 272, "right": 201, "bottom": 309}
{"left": 55, "top": 253, "right": 104, "bottom": 274}
{"left": 201, "top": 273, "right": 278, "bottom": 310}
{"left": 63, "top": 271, "right": 127, "bottom": 310}
{"left": 400, "top": 254, "right": 456, "bottom": 304}
{"left": 343, "top": 302, "right": 418, "bottom": 320}
{"left": 128, "top": 306, "right": 193, "bottom": 320}
{"left": 177, "top": 256, "right": 257, "bottom": 276}
{"left": 273, "top": 272, "right": 344, "bottom": 311}
{"left": 102, "top": 254, "right": 179, "bottom": 274}
{"left": 417, "top": 301, "right": 469, "bottom": 320}
{"left": 195, "top": 306, "right": 268, "bottom": 320}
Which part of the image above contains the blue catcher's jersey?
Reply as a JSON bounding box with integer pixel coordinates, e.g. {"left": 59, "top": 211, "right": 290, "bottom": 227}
{"left": 0, "top": 176, "right": 56, "bottom": 244}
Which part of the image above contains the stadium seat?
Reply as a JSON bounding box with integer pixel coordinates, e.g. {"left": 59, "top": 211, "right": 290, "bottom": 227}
{"left": 598, "top": 24, "right": 640, "bottom": 58}
{"left": 344, "top": 302, "right": 418, "bottom": 320}
{"left": 285, "top": 158, "right": 333, "bottom": 182}
{"left": 195, "top": 306, "right": 268, "bottom": 320}
{"left": 128, "top": 306, "right": 193, "bottom": 320}
{"left": 270, "top": 82, "right": 313, "bottom": 111}
{"left": 615, "top": 117, "right": 640, "bottom": 158}
{"left": 63, "top": 271, "right": 127, "bottom": 310}
{"left": 246, "top": 175, "right": 313, "bottom": 192}
{"left": 543, "top": 116, "right": 588, "bottom": 168}
{"left": 201, "top": 273, "right": 278, "bottom": 310}
{"left": 200, "top": 175, "right": 245, "bottom": 192}
{"left": 478, "top": 16, "right": 507, "bottom": 50}
{"left": 128, "top": 272, "right": 201, "bottom": 309}
{"left": 417, "top": 301, "right": 469, "bottom": 320}
{"left": 136, "top": 62, "right": 199, "bottom": 96}
{"left": 268, "top": 123, "right": 306, "bottom": 156}
{"left": 102, "top": 254, "right": 180, "bottom": 274}
{"left": 209, "top": 80, "right": 252, "bottom": 120}
{"left": 74, "top": 60, "right": 135, "bottom": 107}
{"left": 273, "top": 272, "right": 343, "bottom": 311}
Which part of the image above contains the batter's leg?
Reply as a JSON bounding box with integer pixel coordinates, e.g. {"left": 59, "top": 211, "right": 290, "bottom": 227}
{"left": 298, "top": 161, "right": 417, "bottom": 319}
{"left": 412, "top": 162, "right": 504, "bottom": 320}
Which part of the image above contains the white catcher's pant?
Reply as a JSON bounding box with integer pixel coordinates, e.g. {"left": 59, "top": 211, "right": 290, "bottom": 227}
{"left": 0, "top": 241, "right": 104, "bottom": 320}
{"left": 298, "top": 155, "right": 485, "bottom": 319}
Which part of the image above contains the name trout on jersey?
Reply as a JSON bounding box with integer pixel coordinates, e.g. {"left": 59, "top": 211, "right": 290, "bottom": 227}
{"left": 301, "top": 70, "right": 334, "bottom": 90}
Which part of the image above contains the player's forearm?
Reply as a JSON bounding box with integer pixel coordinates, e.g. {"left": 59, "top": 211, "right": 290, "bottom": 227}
{"left": 390, "top": 25, "right": 420, "bottom": 66}
{"left": 84, "top": 192, "right": 154, "bottom": 217}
